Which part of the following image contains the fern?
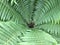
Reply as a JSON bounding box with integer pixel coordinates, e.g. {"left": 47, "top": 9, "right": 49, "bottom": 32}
{"left": 0, "top": 0, "right": 60, "bottom": 45}
{"left": 0, "top": 0, "right": 24, "bottom": 24}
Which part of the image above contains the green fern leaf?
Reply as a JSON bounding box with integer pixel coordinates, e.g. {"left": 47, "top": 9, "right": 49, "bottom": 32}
{"left": 34, "top": 0, "right": 60, "bottom": 25}
{"left": 0, "top": 0, "right": 24, "bottom": 24}
{"left": 0, "top": 0, "right": 60, "bottom": 45}
{"left": 36, "top": 23, "right": 60, "bottom": 44}
{"left": 0, "top": 22, "right": 57, "bottom": 45}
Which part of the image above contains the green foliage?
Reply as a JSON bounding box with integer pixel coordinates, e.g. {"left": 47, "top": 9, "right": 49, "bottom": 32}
{"left": 0, "top": 0, "right": 60, "bottom": 45}
{"left": 20, "top": 29, "right": 57, "bottom": 45}
{"left": 0, "top": 22, "right": 57, "bottom": 45}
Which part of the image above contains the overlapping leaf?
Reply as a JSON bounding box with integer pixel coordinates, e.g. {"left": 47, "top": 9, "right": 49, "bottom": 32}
{"left": 0, "top": 0, "right": 24, "bottom": 24}
{"left": 0, "top": 0, "right": 60, "bottom": 45}
{"left": 36, "top": 23, "right": 60, "bottom": 44}
{"left": 0, "top": 22, "right": 57, "bottom": 45}
{"left": 20, "top": 29, "right": 57, "bottom": 45}
{"left": 33, "top": 0, "right": 60, "bottom": 44}
{"left": 0, "top": 21, "right": 27, "bottom": 45}
{"left": 12, "top": 0, "right": 36, "bottom": 23}
{"left": 34, "top": 0, "right": 60, "bottom": 25}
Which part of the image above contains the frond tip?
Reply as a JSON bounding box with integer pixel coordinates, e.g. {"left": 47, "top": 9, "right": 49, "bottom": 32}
{"left": 7, "top": 0, "right": 18, "bottom": 6}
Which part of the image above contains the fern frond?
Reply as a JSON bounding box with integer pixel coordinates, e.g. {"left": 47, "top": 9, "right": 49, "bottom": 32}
{"left": 0, "top": 0, "right": 24, "bottom": 24}
{"left": 0, "top": 22, "right": 57, "bottom": 45}
{"left": 12, "top": 0, "right": 37, "bottom": 23}
{"left": 0, "top": 21, "right": 27, "bottom": 45}
{"left": 36, "top": 23, "right": 60, "bottom": 43}
{"left": 34, "top": 0, "right": 60, "bottom": 25}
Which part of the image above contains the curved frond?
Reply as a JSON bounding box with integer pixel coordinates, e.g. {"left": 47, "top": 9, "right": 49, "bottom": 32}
{"left": 36, "top": 23, "right": 60, "bottom": 43}
{"left": 7, "top": 0, "right": 17, "bottom": 6}
{"left": 12, "top": 0, "right": 37, "bottom": 23}
{"left": 0, "top": 0, "right": 60, "bottom": 45}
{"left": 20, "top": 29, "right": 57, "bottom": 45}
{"left": 34, "top": 0, "right": 60, "bottom": 43}
{"left": 0, "top": 22, "right": 57, "bottom": 45}
{"left": 0, "top": 0, "right": 24, "bottom": 24}
{"left": 0, "top": 21, "right": 27, "bottom": 45}
{"left": 34, "top": 0, "right": 60, "bottom": 25}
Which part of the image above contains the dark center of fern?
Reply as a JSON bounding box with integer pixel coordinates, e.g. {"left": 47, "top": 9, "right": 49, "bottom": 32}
{"left": 28, "top": 22, "right": 35, "bottom": 28}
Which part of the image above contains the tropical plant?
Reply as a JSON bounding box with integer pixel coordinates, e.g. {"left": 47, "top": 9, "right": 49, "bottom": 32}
{"left": 0, "top": 0, "right": 60, "bottom": 45}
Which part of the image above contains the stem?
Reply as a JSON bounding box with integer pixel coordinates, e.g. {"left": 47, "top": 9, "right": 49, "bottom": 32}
{"left": 31, "top": 0, "right": 38, "bottom": 21}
